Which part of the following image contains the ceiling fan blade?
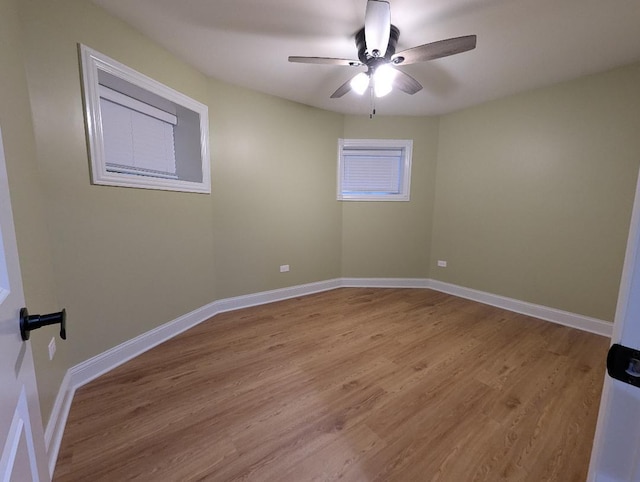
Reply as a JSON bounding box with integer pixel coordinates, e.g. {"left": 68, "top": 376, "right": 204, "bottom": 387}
{"left": 364, "top": 0, "right": 390, "bottom": 57}
{"left": 330, "top": 76, "right": 357, "bottom": 98}
{"left": 393, "top": 69, "right": 423, "bottom": 95}
{"left": 392, "top": 35, "right": 477, "bottom": 65}
{"left": 288, "top": 56, "right": 362, "bottom": 66}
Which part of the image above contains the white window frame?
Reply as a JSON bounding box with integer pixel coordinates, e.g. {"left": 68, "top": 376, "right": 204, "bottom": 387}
{"left": 337, "top": 138, "right": 413, "bottom": 201}
{"left": 79, "top": 44, "right": 210, "bottom": 193}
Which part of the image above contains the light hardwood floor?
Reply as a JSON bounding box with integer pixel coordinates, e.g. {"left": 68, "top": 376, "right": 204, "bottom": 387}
{"left": 53, "top": 288, "right": 609, "bottom": 481}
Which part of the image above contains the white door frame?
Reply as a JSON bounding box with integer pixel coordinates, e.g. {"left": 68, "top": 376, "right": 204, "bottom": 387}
{"left": 588, "top": 167, "right": 640, "bottom": 481}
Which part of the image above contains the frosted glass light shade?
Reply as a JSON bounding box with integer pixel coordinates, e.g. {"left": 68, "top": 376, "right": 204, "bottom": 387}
{"left": 350, "top": 72, "right": 370, "bottom": 95}
{"left": 374, "top": 64, "right": 397, "bottom": 97}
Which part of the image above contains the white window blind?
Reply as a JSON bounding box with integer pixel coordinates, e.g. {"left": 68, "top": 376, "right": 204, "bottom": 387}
{"left": 99, "top": 85, "right": 178, "bottom": 179}
{"left": 342, "top": 148, "right": 403, "bottom": 194}
{"left": 337, "top": 139, "right": 412, "bottom": 201}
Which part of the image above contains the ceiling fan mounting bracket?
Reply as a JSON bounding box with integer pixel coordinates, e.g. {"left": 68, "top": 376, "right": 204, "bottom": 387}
{"left": 356, "top": 25, "right": 400, "bottom": 67}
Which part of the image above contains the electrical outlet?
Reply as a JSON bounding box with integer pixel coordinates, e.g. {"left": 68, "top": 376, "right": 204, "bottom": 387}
{"left": 279, "top": 264, "right": 290, "bottom": 273}
{"left": 48, "top": 337, "right": 56, "bottom": 360}
{"left": 437, "top": 260, "right": 448, "bottom": 268}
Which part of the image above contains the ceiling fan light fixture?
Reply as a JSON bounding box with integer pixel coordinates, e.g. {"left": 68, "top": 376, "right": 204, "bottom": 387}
{"left": 350, "top": 72, "right": 370, "bottom": 95}
{"left": 373, "top": 64, "right": 397, "bottom": 97}
{"left": 288, "top": 1, "right": 477, "bottom": 106}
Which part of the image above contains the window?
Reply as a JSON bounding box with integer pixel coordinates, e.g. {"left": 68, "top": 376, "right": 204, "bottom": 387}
{"left": 79, "top": 45, "right": 210, "bottom": 193}
{"left": 337, "top": 138, "right": 413, "bottom": 201}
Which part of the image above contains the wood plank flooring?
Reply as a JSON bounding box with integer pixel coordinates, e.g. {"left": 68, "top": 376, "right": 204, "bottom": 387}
{"left": 53, "top": 288, "right": 610, "bottom": 481}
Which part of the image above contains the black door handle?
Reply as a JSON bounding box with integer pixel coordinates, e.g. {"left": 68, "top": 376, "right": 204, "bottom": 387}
{"left": 20, "top": 307, "right": 66, "bottom": 341}
{"left": 607, "top": 343, "right": 640, "bottom": 388}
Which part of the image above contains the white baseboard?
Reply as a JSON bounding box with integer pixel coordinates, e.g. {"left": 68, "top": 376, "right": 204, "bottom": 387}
{"left": 68, "top": 301, "right": 220, "bottom": 390}
{"left": 214, "top": 278, "right": 341, "bottom": 314}
{"left": 69, "top": 278, "right": 340, "bottom": 390}
{"left": 342, "top": 277, "right": 430, "bottom": 288}
{"left": 44, "top": 371, "right": 73, "bottom": 477}
{"left": 427, "top": 279, "right": 613, "bottom": 337}
{"left": 45, "top": 276, "right": 612, "bottom": 473}
{"left": 44, "top": 278, "right": 341, "bottom": 472}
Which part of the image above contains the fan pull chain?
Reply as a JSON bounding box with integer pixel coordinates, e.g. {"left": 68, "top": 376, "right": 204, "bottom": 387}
{"left": 370, "top": 85, "right": 376, "bottom": 119}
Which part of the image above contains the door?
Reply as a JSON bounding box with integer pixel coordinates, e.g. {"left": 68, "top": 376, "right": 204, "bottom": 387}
{"left": 0, "top": 128, "right": 49, "bottom": 480}
{"left": 588, "top": 167, "right": 640, "bottom": 482}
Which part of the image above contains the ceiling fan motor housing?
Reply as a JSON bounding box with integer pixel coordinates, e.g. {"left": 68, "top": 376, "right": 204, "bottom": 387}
{"left": 356, "top": 25, "right": 400, "bottom": 67}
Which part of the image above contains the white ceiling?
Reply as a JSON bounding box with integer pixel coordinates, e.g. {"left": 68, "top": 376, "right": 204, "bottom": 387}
{"left": 91, "top": 0, "right": 640, "bottom": 116}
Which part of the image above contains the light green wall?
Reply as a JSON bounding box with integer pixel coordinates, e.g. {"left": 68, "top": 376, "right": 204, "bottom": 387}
{"left": 17, "top": 0, "right": 217, "bottom": 425}
{"left": 431, "top": 64, "right": 640, "bottom": 320}
{"left": 341, "top": 116, "right": 439, "bottom": 278}
{"left": 209, "top": 80, "right": 343, "bottom": 299}
{"left": 15, "top": 0, "right": 343, "bottom": 424}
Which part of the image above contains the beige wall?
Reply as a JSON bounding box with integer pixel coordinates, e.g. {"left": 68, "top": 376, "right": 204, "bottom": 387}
{"left": 5, "top": 0, "right": 640, "bottom": 434}
{"left": 431, "top": 64, "right": 640, "bottom": 321}
{"left": 341, "top": 116, "right": 439, "bottom": 278}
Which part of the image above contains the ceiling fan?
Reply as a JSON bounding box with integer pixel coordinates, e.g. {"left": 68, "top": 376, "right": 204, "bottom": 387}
{"left": 288, "top": 0, "right": 476, "bottom": 102}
